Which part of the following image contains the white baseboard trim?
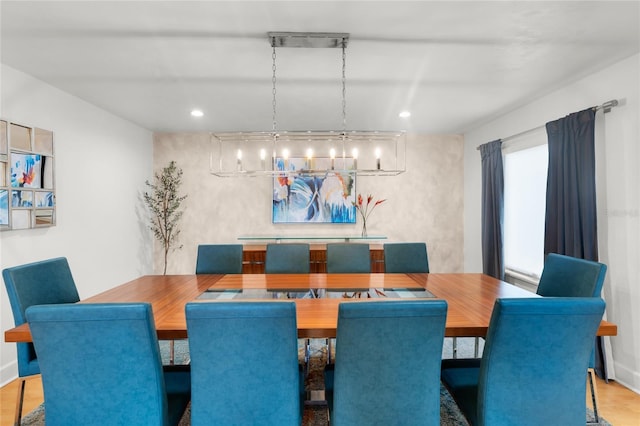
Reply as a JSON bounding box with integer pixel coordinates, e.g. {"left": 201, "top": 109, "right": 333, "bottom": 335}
{"left": 611, "top": 361, "right": 640, "bottom": 395}
{"left": 0, "top": 360, "right": 18, "bottom": 388}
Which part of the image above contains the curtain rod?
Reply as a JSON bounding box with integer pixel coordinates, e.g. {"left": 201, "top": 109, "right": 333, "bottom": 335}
{"left": 475, "top": 99, "right": 619, "bottom": 150}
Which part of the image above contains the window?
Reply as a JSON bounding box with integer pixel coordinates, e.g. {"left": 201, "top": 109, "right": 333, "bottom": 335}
{"left": 503, "top": 131, "right": 548, "bottom": 280}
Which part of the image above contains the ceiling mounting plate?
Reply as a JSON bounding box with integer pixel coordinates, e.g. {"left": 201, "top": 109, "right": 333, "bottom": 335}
{"left": 268, "top": 32, "right": 349, "bottom": 48}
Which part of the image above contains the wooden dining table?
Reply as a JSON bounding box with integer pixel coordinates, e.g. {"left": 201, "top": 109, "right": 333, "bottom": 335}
{"left": 4, "top": 273, "right": 618, "bottom": 342}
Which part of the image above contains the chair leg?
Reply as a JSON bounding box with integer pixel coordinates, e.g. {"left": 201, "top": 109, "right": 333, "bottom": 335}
{"left": 587, "top": 368, "right": 600, "bottom": 425}
{"left": 452, "top": 337, "right": 458, "bottom": 359}
{"left": 14, "top": 378, "right": 26, "bottom": 426}
{"left": 304, "top": 338, "right": 311, "bottom": 376}
{"left": 169, "top": 340, "right": 175, "bottom": 365}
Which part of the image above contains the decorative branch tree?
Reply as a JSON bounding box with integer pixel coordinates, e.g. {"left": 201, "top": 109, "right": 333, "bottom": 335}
{"left": 143, "top": 161, "right": 187, "bottom": 275}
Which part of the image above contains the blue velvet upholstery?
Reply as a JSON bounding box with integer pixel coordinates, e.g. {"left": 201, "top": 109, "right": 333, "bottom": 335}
{"left": 441, "top": 298, "right": 605, "bottom": 426}
{"left": 325, "top": 300, "right": 447, "bottom": 426}
{"left": 26, "top": 303, "right": 190, "bottom": 426}
{"left": 185, "top": 301, "right": 302, "bottom": 425}
{"left": 536, "top": 253, "right": 607, "bottom": 422}
{"left": 383, "top": 242, "right": 429, "bottom": 273}
{"left": 2, "top": 257, "right": 81, "bottom": 378}
{"left": 265, "top": 243, "right": 310, "bottom": 273}
{"left": 195, "top": 244, "right": 243, "bottom": 274}
{"left": 536, "top": 253, "right": 607, "bottom": 298}
{"left": 326, "top": 243, "right": 371, "bottom": 273}
{"left": 2, "top": 257, "right": 81, "bottom": 424}
{"left": 536, "top": 254, "right": 607, "bottom": 369}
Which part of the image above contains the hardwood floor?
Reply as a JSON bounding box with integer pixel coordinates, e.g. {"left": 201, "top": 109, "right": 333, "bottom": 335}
{"left": 590, "top": 378, "right": 640, "bottom": 425}
{"left": 1, "top": 375, "right": 638, "bottom": 425}
{"left": 0, "top": 376, "right": 43, "bottom": 426}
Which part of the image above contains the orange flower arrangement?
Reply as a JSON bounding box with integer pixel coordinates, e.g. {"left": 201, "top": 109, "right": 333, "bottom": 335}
{"left": 353, "top": 193, "right": 386, "bottom": 237}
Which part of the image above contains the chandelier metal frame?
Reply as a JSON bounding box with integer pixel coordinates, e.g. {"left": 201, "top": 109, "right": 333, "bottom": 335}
{"left": 210, "top": 32, "right": 406, "bottom": 177}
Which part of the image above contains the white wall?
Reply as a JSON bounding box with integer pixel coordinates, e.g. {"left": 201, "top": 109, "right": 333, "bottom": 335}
{"left": 464, "top": 54, "right": 640, "bottom": 392}
{"left": 0, "top": 65, "right": 154, "bottom": 385}
{"left": 153, "top": 133, "right": 464, "bottom": 275}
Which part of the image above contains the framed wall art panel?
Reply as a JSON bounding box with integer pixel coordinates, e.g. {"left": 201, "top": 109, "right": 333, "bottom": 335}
{"left": 0, "top": 119, "right": 56, "bottom": 231}
{"left": 272, "top": 157, "right": 356, "bottom": 224}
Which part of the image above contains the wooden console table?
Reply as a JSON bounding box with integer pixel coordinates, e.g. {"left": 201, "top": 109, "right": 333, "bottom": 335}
{"left": 241, "top": 243, "right": 385, "bottom": 273}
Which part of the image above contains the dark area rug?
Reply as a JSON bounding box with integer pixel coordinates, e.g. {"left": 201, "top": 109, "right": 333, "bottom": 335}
{"left": 20, "top": 339, "right": 611, "bottom": 425}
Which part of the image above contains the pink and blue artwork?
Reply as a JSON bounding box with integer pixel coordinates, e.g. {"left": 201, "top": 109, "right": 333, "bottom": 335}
{"left": 35, "top": 191, "right": 55, "bottom": 207}
{"left": 273, "top": 157, "right": 356, "bottom": 224}
{"left": 0, "top": 190, "right": 8, "bottom": 225}
{"left": 11, "top": 153, "right": 43, "bottom": 188}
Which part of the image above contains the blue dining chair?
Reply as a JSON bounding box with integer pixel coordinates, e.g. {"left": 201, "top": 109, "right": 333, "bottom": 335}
{"left": 2, "top": 257, "right": 80, "bottom": 426}
{"left": 324, "top": 243, "right": 371, "bottom": 362}
{"left": 537, "top": 253, "right": 607, "bottom": 298}
{"left": 265, "top": 243, "right": 310, "bottom": 273}
{"left": 383, "top": 242, "right": 429, "bottom": 273}
{"left": 195, "top": 244, "right": 244, "bottom": 274}
{"left": 383, "top": 243, "right": 459, "bottom": 357}
{"left": 536, "top": 252, "right": 607, "bottom": 422}
{"left": 441, "top": 297, "right": 605, "bottom": 426}
{"left": 186, "top": 301, "right": 302, "bottom": 425}
{"left": 191, "top": 244, "right": 244, "bottom": 364}
{"left": 326, "top": 243, "right": 371, "bottom": 273}
{"left": 26, "top": 303, "right": 191, "bottom": 426}
{"left": 325, "top": 300, "right": 448, "bottom": 426}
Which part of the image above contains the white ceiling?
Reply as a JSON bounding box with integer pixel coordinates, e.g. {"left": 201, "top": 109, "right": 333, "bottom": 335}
{"left": 1, "top": 1, "right": 639, "bottom": 134}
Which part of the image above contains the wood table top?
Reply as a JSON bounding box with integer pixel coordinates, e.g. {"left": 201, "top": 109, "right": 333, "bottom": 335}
{"left": 4, "top": 273, "right": 617, "bottom": 342}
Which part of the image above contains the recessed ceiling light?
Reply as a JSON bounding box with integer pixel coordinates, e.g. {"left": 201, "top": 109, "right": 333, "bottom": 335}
{"left": 399, "top": 111, "right": 411, "bottom": 118}
{"left": 191, "top": 109, "right": 204, "bottom": 117}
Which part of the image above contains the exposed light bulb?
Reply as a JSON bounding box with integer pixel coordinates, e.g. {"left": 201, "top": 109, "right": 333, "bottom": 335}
{"left": 191, "top": 109, "right": 204, "bottom": 117}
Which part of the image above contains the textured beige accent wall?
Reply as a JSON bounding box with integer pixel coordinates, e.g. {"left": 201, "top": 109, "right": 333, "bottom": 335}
{"left": 153, "top": 132, "right": 463, "bottom": 274}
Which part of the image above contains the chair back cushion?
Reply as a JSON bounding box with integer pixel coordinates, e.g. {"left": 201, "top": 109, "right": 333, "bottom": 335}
{"left": 265, "top": 243, "right": 310, "bottom": 273}
{"left": 331, "top": 300, "right": 447, "bottom": 426}
{"left": 383, "top": 243, "right": 429, "bottom": 273}
{"left": 477, "top": 297, "right": 605, "bottom": 425}
{"left": 195, "top": 244, "right": 243, "bottom": 274}
{"left": 326, "top": 243, "right": 370, "bottom": 273}
{"left": 186, "top": 301, "right": 301, "bottom": 425}
{"left": 536, "top": 253, "right": 607, "bottom": 297}
{"left": 26, "top": 303, "right": 175, "bottom": 425}
{"left": 2, "top": 257, "right": 80, "bottom": 377}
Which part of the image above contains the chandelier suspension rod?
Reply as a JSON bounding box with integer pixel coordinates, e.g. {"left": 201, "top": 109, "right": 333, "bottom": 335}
{"left": 272, "top": 38, "right": 277, "bottom": 133}
{"left": 342, "top": 39, "right": 347, "bottom": 134}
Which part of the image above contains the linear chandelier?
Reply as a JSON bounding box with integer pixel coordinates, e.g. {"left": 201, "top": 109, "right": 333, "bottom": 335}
{"left": 210, "top": 32, "right": 406, "bottom": 177}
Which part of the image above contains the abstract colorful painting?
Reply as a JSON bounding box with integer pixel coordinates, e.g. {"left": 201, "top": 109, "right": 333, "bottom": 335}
{"left": 11, "top": 153, "right": 43, "bottom": 188}
{"left": 35, "top": 191, "right": 55, "bottom": 207}
{"left": 12, "top": 190, "right": 33, "bottom": 207}
{"left": 273, "top": 157, "right": 356, "bottom": 223}
{"left": 0, "top": 190, "right": 8, "bottom": 225}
